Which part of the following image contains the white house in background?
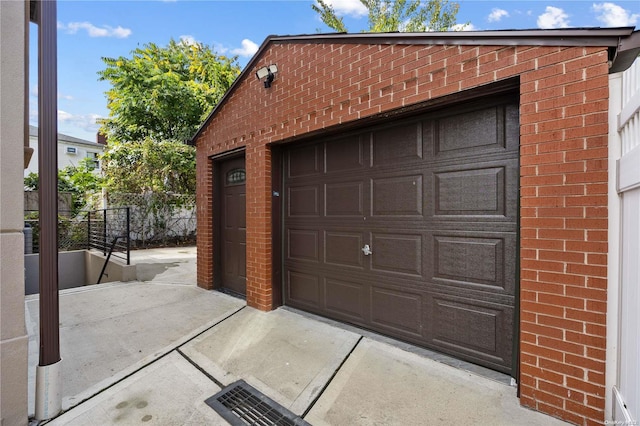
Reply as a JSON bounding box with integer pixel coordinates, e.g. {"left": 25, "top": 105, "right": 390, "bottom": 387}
{"left": 25, "top": 125, "right": 105, "bottom": 176}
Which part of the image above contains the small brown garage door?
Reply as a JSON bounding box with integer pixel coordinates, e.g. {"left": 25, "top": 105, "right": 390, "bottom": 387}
{"left": 283, "top": 96, "right": 519, "bottom": 374}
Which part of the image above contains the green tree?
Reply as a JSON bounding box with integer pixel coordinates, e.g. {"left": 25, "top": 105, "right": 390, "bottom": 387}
{"left": 98, "top": 39, "right": 240, "bottom": 143}
{"left": 312, "top": 0, "right": 460, "bottom": 33}
{"left": 24, "top": 157, "right": 104, "bottom": 213}
{"left": 101, "top": 139, "right": 196, "bottom": 195}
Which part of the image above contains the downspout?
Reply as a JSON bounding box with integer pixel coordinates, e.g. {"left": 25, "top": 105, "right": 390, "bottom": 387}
{"left": 34, "top": 0, "right": 62, "bottom": 420}
{"left": 24, "top": 2, "right": 32, "bottom": 169}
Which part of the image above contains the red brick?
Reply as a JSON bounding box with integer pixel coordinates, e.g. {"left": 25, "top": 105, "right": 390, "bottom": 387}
{"left": 565, "top": 330, "right": 606, "bottom": 349}
{"left": 565, "top": 400, "right": 604, "bottom": 423}
{"left": 566, "top": 308, "right": 605, "bottom": 325}
{"left": 566, "top": 377, "right": 604, "bottom": 397}
{"left": 538, "top": 250, "right": 584, "bottom": 263}
{"left": 520, "top": 300, "right": 565, "bottom": 318}
{"left": 521, "top": 342, "right": 564, "bottom": 362}
{"left": 538, "top": 314, "right": 584, "bottom": 333}
{"left": 538, "top": 336, "right": 585, "bottom": 356}
{"left": 539, "top": 357, "right": 585, "bottom": 379}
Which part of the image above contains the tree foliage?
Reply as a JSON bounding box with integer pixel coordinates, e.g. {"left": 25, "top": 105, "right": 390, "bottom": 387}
{"left": 312, "top": 0, "right": 460, "bottom": 33}
{"left": 24, "top": 157, "right": 104, "bottom": 213}
{"left": 101, "top": 139, "right": 196, "bottom": 195}
{"left": 98, "top": 39, "right": 241, "bottom": 143}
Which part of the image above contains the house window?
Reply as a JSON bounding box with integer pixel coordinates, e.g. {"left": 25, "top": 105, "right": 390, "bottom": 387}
{"left": 226, "top": 168, "right": 246, "bottom": 185}
{"left": 87, "top": 152, "right": 100, "bottom": 170}
{"left": 66, "top": 146, "right": 77, "bottom": 154}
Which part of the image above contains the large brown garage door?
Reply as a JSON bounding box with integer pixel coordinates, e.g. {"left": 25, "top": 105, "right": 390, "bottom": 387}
{"left": 283, "top": 96, "right": 519, "bottom": 374}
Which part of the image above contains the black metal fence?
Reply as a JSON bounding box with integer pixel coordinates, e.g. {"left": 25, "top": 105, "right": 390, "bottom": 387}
{"left": 87, "top": 207, "right": 130, "bottom": 265}
{"left": 24, "top": 207, "right": 131, "bottom": 265}
{"left": 24, "top": 210, "right": 88, "bottom": 253}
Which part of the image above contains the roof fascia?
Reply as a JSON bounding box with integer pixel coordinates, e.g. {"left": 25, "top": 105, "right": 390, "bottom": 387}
{"left": 269, "top": 27, "right": 635, "bottom": 47}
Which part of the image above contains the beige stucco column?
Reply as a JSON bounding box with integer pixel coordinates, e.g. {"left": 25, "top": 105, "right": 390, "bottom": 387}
{"left": 0, "top": 1, "right": 30, "bottom": 424}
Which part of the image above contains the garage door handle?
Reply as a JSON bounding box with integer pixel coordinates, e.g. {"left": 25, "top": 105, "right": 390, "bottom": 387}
{"left": 362, "top": 244, "right": 373, "bottom": 256}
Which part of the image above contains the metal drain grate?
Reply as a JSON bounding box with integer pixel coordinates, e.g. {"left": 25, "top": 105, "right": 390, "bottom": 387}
{"left": 205, "top": 380, "right": 310, "bottom": 426}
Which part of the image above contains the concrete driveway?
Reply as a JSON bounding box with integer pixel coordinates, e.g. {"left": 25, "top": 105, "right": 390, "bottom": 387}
{"left": 27, "top": 247, "right": 566, "bottom": 425}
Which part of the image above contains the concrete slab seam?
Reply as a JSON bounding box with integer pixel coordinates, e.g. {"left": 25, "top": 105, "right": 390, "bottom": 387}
{"left": 176, "top": 348, "right": 225, "bottom": 388}
{"left": 38, "top": 305, "right": 246, "bottom": 424}
{"left": 301, "top": 335, "right": 364, "bottom": 419}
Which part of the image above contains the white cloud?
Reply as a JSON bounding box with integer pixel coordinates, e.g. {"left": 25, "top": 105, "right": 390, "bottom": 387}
{"left": 451, "top": 23, "right": 478, "bottom": 31}
{"left": 58, "top": 110, "right": 102, "bottom": 132}
{"left": 318, "top": 0, "right": 368, "bottom": 17}
{"left": 537, "top": 6, "right": 570, "bottom": 29}
{"left": 213, "top": 43, "right": 229, "bottom": 55}
{"left": 58, "top": 21, "right": 132, "bottom": 38}
{"left": 488, "top": 8, "right": 509, "bottom": 22}
{"left": 179, "top": 35, "right": 198, "bottom": 46}
{"left": 592, "top": 3, "right": 639, "bottom": 27}
{"left": 231, "top": 39, "right": 259, "bottom": 57}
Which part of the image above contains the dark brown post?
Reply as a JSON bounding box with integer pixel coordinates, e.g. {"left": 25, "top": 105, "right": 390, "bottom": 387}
{"left": 37, "top": 0, "right": 60, "bottom": 369}
{"left": 34, "top": 0, "right": 62, "bottom": 420}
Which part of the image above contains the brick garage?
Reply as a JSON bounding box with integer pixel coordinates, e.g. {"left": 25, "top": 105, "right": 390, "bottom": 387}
{"left": 192, "top": 29, "right": 640, "bottom": 425}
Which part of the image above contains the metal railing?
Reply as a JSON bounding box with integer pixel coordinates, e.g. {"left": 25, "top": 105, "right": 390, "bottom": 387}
{"left": 24, "top": 210, "right": 88, "bottom": 254}
{"left": 87, "top": 207, "right": 130, "bottom": 265}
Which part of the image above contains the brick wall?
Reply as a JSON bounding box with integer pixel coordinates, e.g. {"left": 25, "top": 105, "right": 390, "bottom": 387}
{"left": 195, "top": 42, "right": 610, "bottom": 425}
{"left": 518, "top": 47, "right": 609, "bottom": 426}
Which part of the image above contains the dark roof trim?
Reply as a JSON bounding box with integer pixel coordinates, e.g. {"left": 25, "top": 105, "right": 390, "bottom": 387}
{"left": 610, "top": 30, "right": 640, "bottom": 73}
{"left": 190, "top": 27, "right": 640, "bottom": 144}
{"left": 268, "top": 27, "right": 636, "bottom": 47}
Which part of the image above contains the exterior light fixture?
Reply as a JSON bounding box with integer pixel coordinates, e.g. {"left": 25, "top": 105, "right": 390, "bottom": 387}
{"left": 255, "top": 64, "right": 278, "bottom": 88}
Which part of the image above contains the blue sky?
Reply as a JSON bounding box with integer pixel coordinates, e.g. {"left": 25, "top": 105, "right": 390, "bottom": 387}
{"left": 29, "top": 0, "right": 640, "bottom": 141}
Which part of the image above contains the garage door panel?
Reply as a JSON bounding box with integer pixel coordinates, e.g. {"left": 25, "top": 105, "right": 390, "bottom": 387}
{"left": 437, "top": 106, "right": 504, "bottom": 151}
{"left": 370, "top": 233, "right": 422, "bottom": 277}
{"left": 371, "top": 286, "right": 422, "bottom": 337}
{"left": 325, "top": 181, "right": 364, "bottom": 216}
{"left": 426, "top": 295, "right": 513, "bottom": 372}
{"left": 326, "top": 135, "right": 366, "bottom": 173}
{"left": 287, "top": 270, "right": 322, "bottom": 308}
{"left": 371, "top": 175, "right": 423, "bottom": 217}
{"left": 432, "top": 105, "right": 509, "bottom": 159}
{"left": 372, "top": 122, "right": 423, "bottom": 165}
{"left": 434, "top": 236, "right": 500, "bottom": 284}
{"left": 288, "top": 144, "right": 321, "bottom": 177}
{"left": 434, "top": 167, "right": 504, "bottom": 215}
{"left": 325, "top": 278, "right": 366, "bottom": 321}
{"left": 429, "top": 158, "right": 518, "bottom": 221}
{"left": 325, "top": 231, "right": 364, "bottom": 268}
{"left": 429, "top": 232, "right": 516, "bottom": 295}
{"left": 287, "top": 229, "right": 319, "bottom": 262}
{"left": 288, "top": 185, "right": 320, "bottom": 217}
